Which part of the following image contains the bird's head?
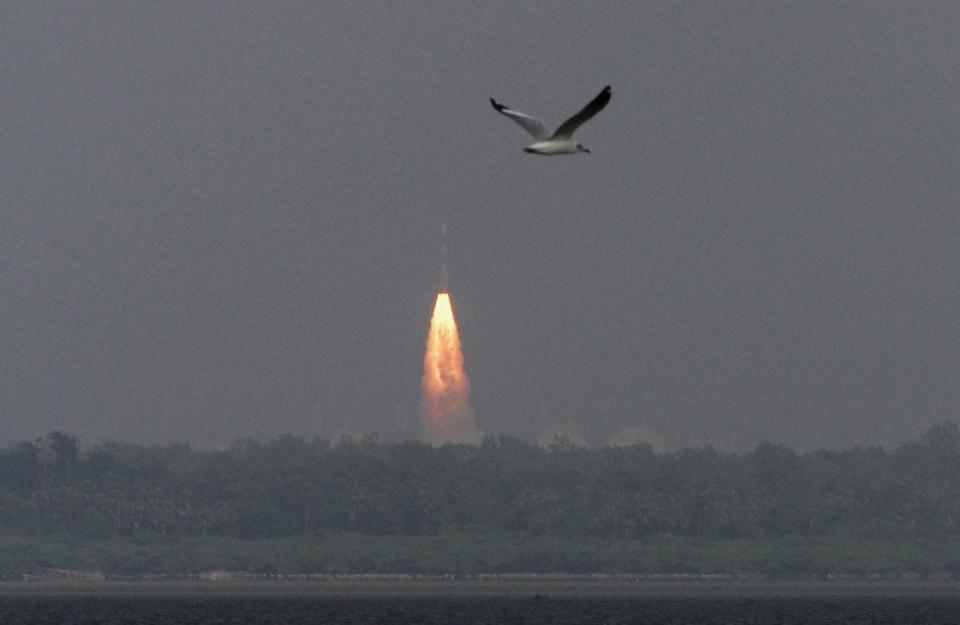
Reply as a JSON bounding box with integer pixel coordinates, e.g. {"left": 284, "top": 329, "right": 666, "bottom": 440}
{"left": 576, "top": 143, "right": 591, "bottom": 154}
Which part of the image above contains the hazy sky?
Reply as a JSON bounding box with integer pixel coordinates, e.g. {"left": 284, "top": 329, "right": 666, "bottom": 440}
{"left": 2, "top": 2, "right": 959, "bottom": 450}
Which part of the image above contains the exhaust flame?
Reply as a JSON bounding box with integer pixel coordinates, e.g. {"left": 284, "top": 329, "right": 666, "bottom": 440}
{"left": 421, "top": 292, "right": 481, "bottom": 444}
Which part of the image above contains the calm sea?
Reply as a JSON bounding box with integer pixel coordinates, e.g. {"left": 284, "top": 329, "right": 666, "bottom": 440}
{"left": 2, "top": 595, "right": 959, "bottom": 624}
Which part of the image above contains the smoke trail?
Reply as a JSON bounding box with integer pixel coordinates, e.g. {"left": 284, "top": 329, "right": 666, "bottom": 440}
{"left": 421, "top": 292, "right": 482, "bottom": 444}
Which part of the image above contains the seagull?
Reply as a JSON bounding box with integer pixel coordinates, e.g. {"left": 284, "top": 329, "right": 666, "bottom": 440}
{"left": 490, "top": 86, "right": 611, "bottom": 155}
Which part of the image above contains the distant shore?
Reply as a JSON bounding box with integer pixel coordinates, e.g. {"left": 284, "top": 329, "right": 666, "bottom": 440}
{"left": 4, "top": 575, "right": 960, "bottom": 599}
{"left": 4, "top": 532, "right": 960, "bottom": 582}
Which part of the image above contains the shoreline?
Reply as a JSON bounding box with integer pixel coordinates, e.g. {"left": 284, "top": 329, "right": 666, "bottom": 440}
{"left": 4, "top": 575, "right": 960, "bottom": 598}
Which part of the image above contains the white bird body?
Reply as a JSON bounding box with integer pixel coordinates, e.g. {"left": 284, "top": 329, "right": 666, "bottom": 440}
{"left": 523, "top": 139, "right": 581, "bottom": 155}
{"left": 491, "top": 86, "right": 611, "bottom": 156}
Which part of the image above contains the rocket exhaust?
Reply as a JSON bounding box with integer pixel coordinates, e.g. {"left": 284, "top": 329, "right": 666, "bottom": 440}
{"left": 420, "top": 222, "right": 481, "bottom": 444}
{"left": 440, "top": 222, "right": 448, "bottom": 292}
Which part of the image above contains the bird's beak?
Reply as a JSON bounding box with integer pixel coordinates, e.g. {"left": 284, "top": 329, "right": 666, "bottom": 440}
{"left": 583, "top": 148, "right": 591, "bottom": 154}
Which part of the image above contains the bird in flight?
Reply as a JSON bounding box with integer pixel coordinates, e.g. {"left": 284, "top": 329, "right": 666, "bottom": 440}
{"left": 490, "top": 86, "right": 611, "bottom": 155}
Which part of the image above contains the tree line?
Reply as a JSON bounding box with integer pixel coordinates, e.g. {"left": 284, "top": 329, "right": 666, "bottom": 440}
{"left": 1, "top": 423, "right": 959, "bottom": 542}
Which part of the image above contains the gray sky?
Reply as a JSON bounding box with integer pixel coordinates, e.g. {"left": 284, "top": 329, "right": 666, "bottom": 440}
{"left": 2, "top": 2, "right": 958, "bottom": 450}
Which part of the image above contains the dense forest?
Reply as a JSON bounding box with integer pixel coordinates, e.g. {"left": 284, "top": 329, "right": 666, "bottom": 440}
{"left": 2, "top": 423, "right": 960, "bottom": 577}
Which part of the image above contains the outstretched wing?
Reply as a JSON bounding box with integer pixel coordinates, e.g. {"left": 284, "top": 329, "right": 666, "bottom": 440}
{"left": 490, "top": 98, "right": 549, "bottom": 140}
{"left": 551, "top": 86, "right": 611, "bottom": 140}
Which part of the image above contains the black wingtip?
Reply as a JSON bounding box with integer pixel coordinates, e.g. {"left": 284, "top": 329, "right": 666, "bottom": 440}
{"left": 490, "top": 97, "right": 505, "bottom": 112}
{"left": 596, "top": 86, "right": 612, "bottom": 107}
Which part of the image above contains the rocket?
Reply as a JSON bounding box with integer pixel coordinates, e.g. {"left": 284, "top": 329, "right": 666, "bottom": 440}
{"left": 440, "top": 222, "right": 449, "bottom": 293}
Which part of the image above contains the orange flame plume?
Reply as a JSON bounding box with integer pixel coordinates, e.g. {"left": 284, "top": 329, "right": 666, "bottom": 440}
{"left": 421, "top": 292, "right": 482, "bottom": 444}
